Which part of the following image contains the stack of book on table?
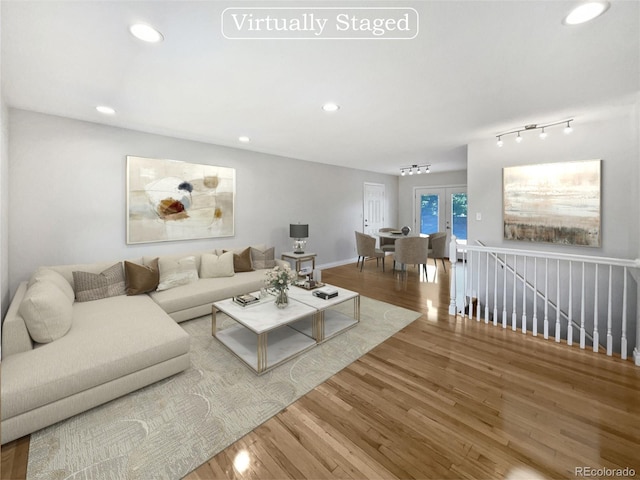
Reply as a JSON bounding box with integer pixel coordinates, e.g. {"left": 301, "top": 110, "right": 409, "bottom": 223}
{"left": 313, "top": 286, "right": 338, "bottom": 300}
{"left": 233, "top": 293, "right": 260, "bottom": 307}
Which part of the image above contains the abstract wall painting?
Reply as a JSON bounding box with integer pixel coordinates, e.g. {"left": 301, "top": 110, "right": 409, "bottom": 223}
{"left": 126, "top": 156, "right": 235, "bottom": 244}
{"left": 503, "top": 159, "right": 601, "bottom": 247}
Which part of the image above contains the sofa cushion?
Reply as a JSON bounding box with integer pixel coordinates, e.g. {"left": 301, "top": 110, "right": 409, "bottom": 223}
{"left": 73, "top": 263, "right": 126, "bottom": 302}
{"left": 224, "top": 247, "right": 254, "bottom": 272}
{"left": 28, "top": 268, "right": 75, "bottom": 303}
{"left": 251, "top": 246, "right": 276, "bottom": 269}
{"left": 157, "top": 255, "right": 199, "bottom": 291}
{"left": 148, "top": 269, "right": 267, "bottom": 314}
{"left": 200, "top": 252, "right": 234, "bottom": 278}
{"left": 125, "top": 258, "right": 160, "bottom": 295}
{"left": 18, "top": 281, "right": 73, "bottom": 343}
{"left": 1, "top": 295, "right": 190, "bottom": 420}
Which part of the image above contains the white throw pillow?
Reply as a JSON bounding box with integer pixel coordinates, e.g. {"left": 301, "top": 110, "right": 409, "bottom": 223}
{"left": 19, "top": 280, "right": 73, "bottom": 343}
{"left": 28, "top": 267, "right": 75, "bottom": 303}
{"left": 200, "top": 252, "right": 235, "bottom": 278}
{"left": 157, "top": 256, "right": 199, "bottom": 291}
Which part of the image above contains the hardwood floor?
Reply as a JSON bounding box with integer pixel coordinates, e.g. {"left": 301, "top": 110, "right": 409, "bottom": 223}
{"left": 3, "top": 260, "right": 639, "bottom": 479}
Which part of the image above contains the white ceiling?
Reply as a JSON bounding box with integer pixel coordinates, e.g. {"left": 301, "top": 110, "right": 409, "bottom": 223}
{"left": 2, "top": 1, "right": 639, "bottom": 175}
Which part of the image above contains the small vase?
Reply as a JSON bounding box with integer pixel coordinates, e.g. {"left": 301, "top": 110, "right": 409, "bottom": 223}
{"left": 275, "top": 289, "right": 289, "bottom": 309}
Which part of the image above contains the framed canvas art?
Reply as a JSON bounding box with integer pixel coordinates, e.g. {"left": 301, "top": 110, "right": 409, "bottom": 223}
{"left": 503, "top": 159, "right": 601, "bottom": 246}
{"left": 126, "top": 156, "right": 235, "bottom": 244}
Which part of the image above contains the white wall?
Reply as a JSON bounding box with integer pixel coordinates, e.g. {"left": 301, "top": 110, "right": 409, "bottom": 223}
{"left": 398, "top": 169, "right": 468, "bottom": 230}
{"left": 468, "top": 106, "right": 639, "bottom": 260}
{"left": 0, "top": 103, "right": 7, "bottom": 317}
{"left": 0, "top": 101, "right": 8, "bottom": 320}
{"left": 7, "top": 109, "right": 398, "bottom": 295}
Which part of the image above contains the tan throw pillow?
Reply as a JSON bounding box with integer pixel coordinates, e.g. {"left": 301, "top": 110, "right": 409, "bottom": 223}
{"left": 73, "top": 263, "right": 126, "bottom": 302}
{"left": 250, "top": 246, "right": 276, "bottom": 270}
{"left": 200, "top": 252, "right": 235, "bottom": 278}
{"left": 125, "top": 258, "right": 160, "bottom": 295}
{"left": 28, "top": 267, "right": 75, "bottom": 303}
{"left": 19, "top": 281, "right": 73, "bottom": 343}
{"left": 157, "top": 256, "right": 199, "bottom": 291}
{"left": 224, "top": 247, "right": 254, "bottom": 272}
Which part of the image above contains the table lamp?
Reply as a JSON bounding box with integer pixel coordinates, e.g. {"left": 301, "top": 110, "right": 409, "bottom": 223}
{"left": 290, "top": 223, "right": 309, "bottom": 254}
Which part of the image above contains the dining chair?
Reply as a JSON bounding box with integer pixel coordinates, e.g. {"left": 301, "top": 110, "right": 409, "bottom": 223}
{"left": 429, "top": 231, "right": 449, "bottom": 271}
{"left": 355, "top": 231, "right": 386, "bottom": 272}
{"left": 393, "top": 236, "right": 430, "bottom": 277}
{"left": 378, "top": 227, "right": 398, "bottom": 253}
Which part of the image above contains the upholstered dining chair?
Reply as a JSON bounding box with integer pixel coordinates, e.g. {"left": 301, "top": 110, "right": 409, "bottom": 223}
{"left": 429, "top": 231, "right": 449, "bottom": 271}
{"left": 393, "top": 236, "right": 430, "bottom": 276}
{"left": 378, "top": 227, "right": 398, "bottom": 253}
{"left": 355, "top": 231, "right": 386, "bottom": 272}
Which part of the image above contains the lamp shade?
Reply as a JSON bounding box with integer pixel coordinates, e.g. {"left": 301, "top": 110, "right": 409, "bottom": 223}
{"left": 289, "top": 224, "right": 309, "bottom": 239}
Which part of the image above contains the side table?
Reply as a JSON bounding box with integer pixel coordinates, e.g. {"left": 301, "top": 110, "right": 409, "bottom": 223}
{"left": 281, "top": 252, "right": 317, "bottom": 273}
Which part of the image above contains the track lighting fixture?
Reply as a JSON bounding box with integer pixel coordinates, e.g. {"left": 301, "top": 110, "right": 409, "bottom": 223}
{"left": 400, "top": 164, "right": 431, "bottom": 176}
{"left": 496, "top": 119, "right": 574, "bottom": 147}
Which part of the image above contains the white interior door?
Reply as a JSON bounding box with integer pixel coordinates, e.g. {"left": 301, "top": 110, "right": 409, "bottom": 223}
{"left": 363, "top": 183, "right": 385, "bottom": 236}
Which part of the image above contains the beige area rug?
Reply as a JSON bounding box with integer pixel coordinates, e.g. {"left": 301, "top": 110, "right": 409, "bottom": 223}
{"left": 26, "top": 296, "right": 421, "bottom": 480}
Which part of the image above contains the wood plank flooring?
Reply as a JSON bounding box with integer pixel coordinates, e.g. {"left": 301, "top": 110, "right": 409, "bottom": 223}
{"left": 2, "top": 259, "right": 639, "bottom": 480}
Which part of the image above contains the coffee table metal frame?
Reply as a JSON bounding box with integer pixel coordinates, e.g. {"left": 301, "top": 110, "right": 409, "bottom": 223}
{"left": 212, "top": 296, "right": 318, "bottom": 374}
{"left": 212, "top": 285, "right": 360, "bottom": 374}
{"left": 287, "top": 286, "right": 360, "bottom": 342}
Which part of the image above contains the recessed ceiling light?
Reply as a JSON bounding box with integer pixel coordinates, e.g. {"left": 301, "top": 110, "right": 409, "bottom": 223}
{"left": 322, "top": 103, "right": 340, "bottom": 112}
{"left": 129, "top": 23, "right": 164, "bottom": 43}
{"left": 96, "top": 105, "right": 116, "bottom": 115}
{"left": 563, "top": 2, "right": 610, "bottom": 25}
{"left": 238, "top": 136, "right": 250, "bottom": 143}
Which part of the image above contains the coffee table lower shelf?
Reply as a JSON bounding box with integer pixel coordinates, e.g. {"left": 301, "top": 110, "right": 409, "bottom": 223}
{"left": 215, "top": 323, "right": 317, "bottom": 374}
{"left": 289, "top": 310, "right": 359, "bottom": 342}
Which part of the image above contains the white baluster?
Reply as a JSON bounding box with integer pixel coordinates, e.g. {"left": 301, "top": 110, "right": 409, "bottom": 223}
{"left": 621, "top": 267, "right": 628, "bottom": 360}
{"left": 521, "top": 256, "right": 527, "bottom": 334}
{"left": 468, "top": 250, "right": 474, "bottom": 319}
{"left": 567, "top": 261, "right": 573, "bottom": 346}
{"left": 532, "top": 258, "right": 538, "bottom": 337}
{"left": 462, "top": 246, "right": 473, "bottom": 317}
{"left": 512, "top": 255, "right": 517, "bottom": 331}
{"left": 476, "top": 251, "right": 481, "bottom": 322}
{"left": 544, "top": 258, "right": 549, "bottom": 339}
{"left": 593, "top": 264, "right": 599, "bottom": 353}
{"left": 502, "top": 255, "right": 507, "bottom": 329}
{"left": 607, "top": 264, "right": 613, "bottom": 356}
{"left": 448, "top": 235, "right": 457, "bottom": 316}
{"left": 493, "top": 254, "right": 498, "bottom": 326}
{"left": 580, "top": 263, "right": 586, "bottom": 349}
{"left": 555, "top": 259, "right": 561, "bottom": 343}
{"left": 484, "top": 252, "right": 489, "bottom": 324}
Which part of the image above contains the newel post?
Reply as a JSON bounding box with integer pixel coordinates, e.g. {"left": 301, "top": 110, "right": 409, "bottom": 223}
{"left": 449, "top": 234, "right": 458, "bottom": 316}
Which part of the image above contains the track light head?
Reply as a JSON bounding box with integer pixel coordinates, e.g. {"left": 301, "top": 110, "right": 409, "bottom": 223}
{"left": 564, "top": 121, "right": 573, "bottom": 134}
{"left": 496, "top": 119, "right": 574, "bottom": 146}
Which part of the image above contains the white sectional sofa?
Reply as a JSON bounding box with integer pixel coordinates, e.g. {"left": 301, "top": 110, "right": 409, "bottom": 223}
{"left": 1, "top": 245, "right": 283, "bottom": 444}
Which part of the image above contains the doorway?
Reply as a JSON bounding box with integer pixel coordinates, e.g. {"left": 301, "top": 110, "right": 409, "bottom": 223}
{"left": 414, "top": 186, "right": 467, "bottom": 242}
{"left": 363, "top": 183, "right": 385, "bottom": 236}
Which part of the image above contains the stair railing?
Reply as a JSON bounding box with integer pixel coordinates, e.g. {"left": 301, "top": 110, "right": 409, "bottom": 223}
{"left": 448, "top": 235, "right": 640, "bottom": 365}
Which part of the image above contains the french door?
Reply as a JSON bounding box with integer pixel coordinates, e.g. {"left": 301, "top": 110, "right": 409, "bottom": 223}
{"left": 414, "top": 186, "right": 467, "bottom": 242}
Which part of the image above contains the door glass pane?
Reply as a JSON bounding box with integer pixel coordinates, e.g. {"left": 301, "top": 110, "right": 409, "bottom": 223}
{"left": 420, "top": 194, "right": 439, "bottom": 234}
{"left": 451, "top": 193, "right": 467, "bottom": 240}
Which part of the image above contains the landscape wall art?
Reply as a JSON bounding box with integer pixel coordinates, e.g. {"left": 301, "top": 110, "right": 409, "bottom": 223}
{"left": 126, "top": 156, "right": 235, "bottom": 244}
{"left": 503, "top": 159, "right": 601, "bottom": 247}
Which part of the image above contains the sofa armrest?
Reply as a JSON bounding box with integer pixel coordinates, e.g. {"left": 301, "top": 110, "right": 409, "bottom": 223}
{"left": 2, "top": 282, "right": 34, "bottom": 359}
